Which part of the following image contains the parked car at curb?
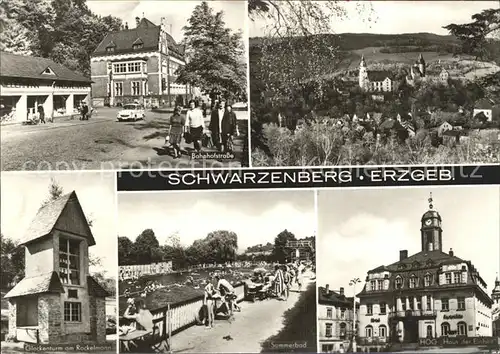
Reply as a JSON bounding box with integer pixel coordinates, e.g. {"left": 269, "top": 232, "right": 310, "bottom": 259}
{"left": 117, "top": 103, "right": 145, "bottom": 122}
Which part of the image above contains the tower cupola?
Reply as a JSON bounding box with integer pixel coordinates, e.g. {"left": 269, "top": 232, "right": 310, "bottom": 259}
{"left": 420, "top": 192, "right": 443, "bottom": 252}
{"left": 493, "top": 274, "right": 500, "bottom": 305}
{"left": 360, "top": 55, "right": 366, "bottom": 67}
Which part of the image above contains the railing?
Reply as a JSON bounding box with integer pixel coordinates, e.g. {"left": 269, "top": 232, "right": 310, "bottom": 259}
{"left": 357, "top": 337, "right": 388, "bottom": 345}
{"left": 120, "top": 283, "right": 245, "bottom": 337}
{"left": 389, "top": 310, "right": 438, "bottom": 318}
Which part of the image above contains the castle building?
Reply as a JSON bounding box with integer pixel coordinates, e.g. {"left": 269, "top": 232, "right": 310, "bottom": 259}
{"left": 5, "top": 192, "right": 109, "bottom": 344}
{"left": 358, "top": 56, "right": 394, "bottom": 92}
{"left": 356, "top": 194, "right": 493, "bottom": 352}
{"left": 90, "top": 16, "right": 192, "bottom": 107}
{"left": 318, "top": 285, "right": 358, "bottom": 353}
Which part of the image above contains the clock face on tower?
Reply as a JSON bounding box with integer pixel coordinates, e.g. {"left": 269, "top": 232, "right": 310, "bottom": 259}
{"left": 424, "top": 219, "right": 432, "bottom": 226}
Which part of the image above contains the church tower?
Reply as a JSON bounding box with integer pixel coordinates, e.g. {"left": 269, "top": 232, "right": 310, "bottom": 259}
{"left": 493, "top": 275, "right": 500, "bottom": 307}
{"left": 418, "top": 53, "right": 426, "bottom": 77}
{"left": 420, "top": 193, "right": 443, "bottom": 252}
{"left": 359, "top": 55, "right": 369, "bottom": 91}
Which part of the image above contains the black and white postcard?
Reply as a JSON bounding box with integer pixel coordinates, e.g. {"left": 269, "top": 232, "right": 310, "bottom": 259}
{"left": 316, "top": 187, "right": 500, "bottom": 353}
{"left": 1, "top": 0, "right": 249, "bottom": 171}
{"left": 249, "top": 1, "right": 500, "bottom": 166}
{"left": 0, "top": 172, "right": 117, "bottom": 352}
{"left": 116, "top": 190, "right": 317, "bottom": 353}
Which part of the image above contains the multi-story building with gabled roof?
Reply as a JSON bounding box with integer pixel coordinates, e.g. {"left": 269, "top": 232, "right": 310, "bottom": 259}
{"left": 90, "top": 16, "right": 192, "bottom": 107}
{"left": 356, "top": 195, "right": 493, "bottom": 352}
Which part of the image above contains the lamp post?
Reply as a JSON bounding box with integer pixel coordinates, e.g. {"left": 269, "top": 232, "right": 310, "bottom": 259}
{"left": 349, "top": 277, "right": 361, "bottom": 353}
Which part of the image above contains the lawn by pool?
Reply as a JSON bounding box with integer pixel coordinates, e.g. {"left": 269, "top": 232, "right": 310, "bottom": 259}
{"left": 118, "top": 266, "right": 271, "bottom": 314}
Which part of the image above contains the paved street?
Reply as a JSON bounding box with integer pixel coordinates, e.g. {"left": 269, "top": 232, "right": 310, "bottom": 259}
{"left": 1, "top": 108, "right": 248, "bottom": 171}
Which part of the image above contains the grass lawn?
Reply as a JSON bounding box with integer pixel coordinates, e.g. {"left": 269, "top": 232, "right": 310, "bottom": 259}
{"left": 260, "top": 282, "right": 317, "bottom": 353}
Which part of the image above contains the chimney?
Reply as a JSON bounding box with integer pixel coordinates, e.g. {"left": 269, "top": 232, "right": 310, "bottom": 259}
{"left": 399, "top": 250, "right": 408, "bottom": 261}
{"left": 340, "top": 287, "right": 344, "bottom": 296}
{"left": 325, "top": 284, "right": 329, "bottom": 294}
{"left": 449, "top": 248, "right": 454, "bottom": 257}
{"left": 135, "top": 16, "right": 140, "bottom": 27}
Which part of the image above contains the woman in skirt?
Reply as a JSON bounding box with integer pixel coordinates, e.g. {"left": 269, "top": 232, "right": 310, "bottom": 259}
{"left": 167, "top": 106, "right": 185, "bottom": 158}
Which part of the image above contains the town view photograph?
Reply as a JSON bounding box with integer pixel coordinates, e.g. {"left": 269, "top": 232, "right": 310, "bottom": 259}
{"left": 0, "top": 0, "right": 249, "bottom": 171}
{"left": 0, "top": 173, "right": 118, "bottom": 353}
{"left": 116, "top": 190, "right": 317, "bottom": 353}
{"left": 249, "top": 1, "right": 500, "bottom": 166}
{"left": 316, "top": 187, "right": 500, "bottom": 353}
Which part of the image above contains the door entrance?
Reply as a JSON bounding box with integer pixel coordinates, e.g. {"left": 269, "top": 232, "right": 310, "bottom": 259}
{"left": 426, "top": 325, "right": 433, "bottom": 338}
{"left": 404, "top": 318, "right": 419, "bottom": 343}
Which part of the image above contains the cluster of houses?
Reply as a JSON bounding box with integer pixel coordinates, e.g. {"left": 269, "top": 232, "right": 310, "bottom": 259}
{"left": 305, "top": 97, "right": 500, "bottom": 145}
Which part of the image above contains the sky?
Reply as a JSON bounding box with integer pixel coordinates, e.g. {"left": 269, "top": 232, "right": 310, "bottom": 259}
{"left": 87, "top": 0, "right": 247, "bottom": 44}
{"left": 317, "top": 186, "right": 500, "bottom": 298}
{"left": 1, "top": 172, "right": 117, "bottom": 277}
{"left": 117, "top": 190, "right": 316, "bottom": 252}
{"left": 250, "top": 1, "right": 499, "bottom": 37}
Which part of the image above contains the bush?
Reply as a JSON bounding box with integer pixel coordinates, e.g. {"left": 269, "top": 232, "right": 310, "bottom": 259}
{"left": 253, "top": 121, "right": 500, "bottom": 166}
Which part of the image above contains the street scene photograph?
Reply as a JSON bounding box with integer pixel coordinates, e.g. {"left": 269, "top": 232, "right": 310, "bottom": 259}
{"left": 249, "top": 1, "right": 500, "bottom": 166}
{"left": 0, "top": 172, "right": 117, "bottom": 353}
{"left": 116, "top": 190, "right": 317, "bottom": 353}
{"left": 0, "top": 0, "right": 249, "bottom": 171}
{"left": 316, "top": 187, "right": 500, "bottom": 353}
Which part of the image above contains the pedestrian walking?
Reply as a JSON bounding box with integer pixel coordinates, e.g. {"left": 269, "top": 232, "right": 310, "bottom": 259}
{"left": 80, "top": 102, "right": 89, "bottom": 120}
{"left": 37, "top": 104, "right": 45, "bottom": 124}
{"left": 184, "top": 100, "right": 204, "bottom": 153}
{"left": 166, "top": 106, "right": 185, "bottom": 159}
{"left": 209, "top": 101, "right": 225, "bottom": 151}
{"left": 273, "top": 264, "right": 285, "bottom": 300}
{"left": 221, "top": 104, "right": 239, "bottom": 152}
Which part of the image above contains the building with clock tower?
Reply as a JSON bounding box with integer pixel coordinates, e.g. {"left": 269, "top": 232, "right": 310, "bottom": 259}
{"left": 356, "top": 194, "right": 493, "bottom": 352}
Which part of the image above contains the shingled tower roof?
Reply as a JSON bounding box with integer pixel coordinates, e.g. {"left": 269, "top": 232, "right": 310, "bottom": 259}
{"left": 20, "top": 191, "right": 95, "bottom": 246}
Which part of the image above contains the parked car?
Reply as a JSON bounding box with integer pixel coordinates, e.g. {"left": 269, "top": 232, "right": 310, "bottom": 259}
{"left": 117, "top": 103, "right": 145, "bottom": 122}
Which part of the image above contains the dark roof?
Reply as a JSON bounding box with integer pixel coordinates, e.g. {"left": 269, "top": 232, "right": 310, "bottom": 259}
{"left": 379, "top": 118, "right": 403, "bottom": 130}
{"left": 386, "top": 250, "right": 464, "bottom": 272}
{"left": 318, "top": 286, "right": 355, "bottom": 308}
{"left": 475, "top": 98, "right": 493, "bottom": 109}
{"left": 93, "top": 18, "right": 184, "bottom": 59}
{"left": 0, "top": 52, "right": 91, "bottom": 83}
{"left": 367, "top": 70, "right": 393, "bottom": 82}
{"left": 87, "top": 276, "right": 111, "bottom": 298}
{"left": 4, "top": 272, "right": 64, "bottom": 298}
{"left": 20, "top": 191, "right": 95, "bottom": 246}
{"left": 442, "top": 130, "right": 462, "bottom": 137}
{"left": 493, "top": 105, "right": 500, "bottom": 121}
{"left": 421, "top": 210, "right": 441, "bottom": 221}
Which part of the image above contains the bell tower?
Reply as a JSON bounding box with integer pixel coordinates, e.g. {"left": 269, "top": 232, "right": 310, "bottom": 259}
{"left": 492, "top": 274, "right": 500, "bottom": 307}
{"left": 420, "top": 193, "right": 443, "bottom": 252}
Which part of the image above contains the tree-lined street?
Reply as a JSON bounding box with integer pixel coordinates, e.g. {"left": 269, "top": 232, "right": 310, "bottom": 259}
{"left": 1, "top": 108, "right": 247, "bottom": 170}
